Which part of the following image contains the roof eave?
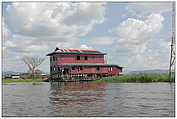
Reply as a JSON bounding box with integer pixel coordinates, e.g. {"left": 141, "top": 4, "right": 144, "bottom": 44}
{"left": 46, "top": 52, "right": 107, "bottom": 56}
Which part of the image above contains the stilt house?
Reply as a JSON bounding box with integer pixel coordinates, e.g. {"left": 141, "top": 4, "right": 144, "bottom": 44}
{"left": 47, "top": 48, "right": 123, "bottom": 80}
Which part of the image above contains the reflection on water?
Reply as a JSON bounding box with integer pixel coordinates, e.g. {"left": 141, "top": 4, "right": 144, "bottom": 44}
{"left": 48, "top": 82, "right": 107, "bottom": 116}
{"left": 49, "top": 82, "right": 106, "bottom": 104}
{"left": 2, "top": 82, "right": 175, "bottom": 117}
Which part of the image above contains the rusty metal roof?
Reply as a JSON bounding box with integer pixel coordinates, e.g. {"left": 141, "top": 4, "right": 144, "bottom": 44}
{"left": 47, "top": 48, "right": 106, "bottom": 56}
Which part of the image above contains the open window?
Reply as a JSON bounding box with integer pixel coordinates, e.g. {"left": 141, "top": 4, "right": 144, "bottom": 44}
{"left": 77, "top": 66, "right": 83, "bottom": 71}
{"left": 80, "top": 66, "right": 83, "bottom": 70}
{"left": 76, "top": 56, "right": 80, "bottom": 60}
{"left": 72, "top": 67, "right": 75, "bottom": 70}
{"left": 84, "top": 56, "right": 88, "bottom": 60}
{"left": 109, "top": 67, "right": 112, "bottom": 72}
{"left": 50, "top": 66, "right": 53, "bottom": 71}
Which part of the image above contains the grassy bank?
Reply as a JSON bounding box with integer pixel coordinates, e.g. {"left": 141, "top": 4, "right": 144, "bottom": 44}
{"left": 95, "top": 73, "right": 175, "bottom": 83}
{"left": 2, "top": 78, "right": 47, "bottom": 84}
{"left": 3, "top": 73, "right": 174, "bottom": 84}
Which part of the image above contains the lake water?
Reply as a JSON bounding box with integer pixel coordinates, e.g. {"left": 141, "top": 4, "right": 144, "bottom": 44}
{"left": 2, "top": 82, "right": 175, "bottom": 117}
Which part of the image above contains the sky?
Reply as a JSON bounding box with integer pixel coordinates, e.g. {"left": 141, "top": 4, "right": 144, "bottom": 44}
{"left": 2, "top": 2, "right": 174, "bottom": 73}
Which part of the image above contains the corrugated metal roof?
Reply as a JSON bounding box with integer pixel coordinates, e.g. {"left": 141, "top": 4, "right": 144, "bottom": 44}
{"left": 47, "top": 48, "right": 106, "bottom": 56}
{"left": 56, "top": 48, "right": 102, "bottom": 53}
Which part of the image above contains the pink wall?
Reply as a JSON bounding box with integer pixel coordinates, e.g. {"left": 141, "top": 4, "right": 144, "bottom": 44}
{"left": 50, "top": 54, "right": 122, "bottom": 75}
{"left": 69, "top": 66, "right": 122, "bottom": 75}
{"left": 70, "top": 67, "right": 108, "bottom": 74}
{"left": 108, "top": 67, "right": 122, "bottom": 75}
{"left": 56, "top": 54, "right": 105, "bottom": 65}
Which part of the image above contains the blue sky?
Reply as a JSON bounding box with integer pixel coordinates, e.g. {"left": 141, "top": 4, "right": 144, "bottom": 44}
{"left": 2, "top": 2, "right": 174, "bottom": 73}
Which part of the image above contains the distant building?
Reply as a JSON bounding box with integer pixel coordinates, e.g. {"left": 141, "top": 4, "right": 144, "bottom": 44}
{"left": 3, "top": 75, "right": 11, "bottom": 79}
{"left": 20, "top": 73, "right": 31, "bottom": 79}
{"left": 11, "top": 75, "right": 20, "bottom": 79}
{"left": 34, "top": 69, "right": 42, "bottom": 74}
{"left": 47, "top": 48, "right": 123, "bottom": 80}
{"left": 41, "top": 74, "right": 49, "bottom": 79}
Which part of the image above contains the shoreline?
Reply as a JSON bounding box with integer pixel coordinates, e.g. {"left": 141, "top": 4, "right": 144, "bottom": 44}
{"left": 2, "top": 78, "right": 47, "bottom": 84}
{"left": 94, "top": 73, "right": 174, "bottom": 83}
{"left": 2, "top": 73, "right": 175, "bottom": 84}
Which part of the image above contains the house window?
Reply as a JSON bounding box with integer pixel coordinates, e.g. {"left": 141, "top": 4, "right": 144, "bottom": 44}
{"left": 53, "top": 66, "right": 56, "bottom": 71}
{"left": 76, "top": 56, "right": 80, "bottom": 60}
{"left": 96, "top": 67, "right": 100, "bottom": 71}
{"left": 109, "top": 67, "right": 112, "bottom": 72}
{"left": 84, "top": 56, "right": 88, "bottom": 60}
{"left": 80, "top": 66, "right": 83, "bottom": 70}
{"left": 50, "top": 66, "right": 53, "bottom": 71}
{"left": 72, "top": 67, "right": 75, "bottom": 70}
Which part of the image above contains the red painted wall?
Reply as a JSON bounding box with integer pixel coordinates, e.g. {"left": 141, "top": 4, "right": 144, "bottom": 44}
{"left": 108, "top": 66, "right": 122, "bottom": 75}
{"left": 69, "top": 67, "right": 108, "bottom": 74}
{"left": 50, "top": 54, "right": 122, "bottom": 75}
{"left": 69, "top": 66, "right": 122, "bottom": 75}
{"left": 55, "top": 54, "right": 105, "bottom": 65}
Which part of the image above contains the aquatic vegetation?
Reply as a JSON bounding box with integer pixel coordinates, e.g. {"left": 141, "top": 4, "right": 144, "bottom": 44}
{"left": 2, "top": 78, "right": 47, "bottom": 84}
{"left": 95, "top": 73, "right": 175, "bottom": 83}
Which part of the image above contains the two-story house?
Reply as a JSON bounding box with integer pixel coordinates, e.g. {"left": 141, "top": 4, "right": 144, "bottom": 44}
{"left": 47, "top": 48, "right": 123, "bottom": 80}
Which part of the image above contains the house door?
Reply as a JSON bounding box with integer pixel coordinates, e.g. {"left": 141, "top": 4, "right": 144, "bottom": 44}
{"left": 63, "top": 68, "right": 69, "bottom": 74}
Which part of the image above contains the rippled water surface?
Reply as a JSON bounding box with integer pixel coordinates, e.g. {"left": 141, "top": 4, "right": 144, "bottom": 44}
{"left": 2, "top": 82, "right": 175, "bottom": 117}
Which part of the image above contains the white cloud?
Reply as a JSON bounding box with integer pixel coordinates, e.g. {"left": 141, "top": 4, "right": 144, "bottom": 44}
{"left": 5, "top": 2, "right": 105, "bottom": 39}
{"left": 6, "top": 40, "right": 16, "bottom": 47}
{"left": 116, "top": 2, "right": 173, "bottom": 71}
{"left": 111, "top": 13, "right": 169, "bottom": 70}
{"left": 26, "top": 44, "right": 49, "bottom": 52}
{"left": 4, "top": 3, "right": 106, "bottom": 52}
{"left": 160, "top": 39, "right": 171, "bottom": 50}
{"left": 3, "top": 2, "right": 172, "bottom": 73}
{"left": 146, "top": 14, "right": 164, "bottom": 32}
{"left": 2, "top": 18, "right": 10, "bottom": 43}
{"left": 127, "top": 2, "right": 172, "bottom": 14}
{"left": 92, "top": 36, "right": 114, "bottom": 45}
{"left": 4, "top": 34, "right": 48, "bottom": 53}
{"left": 56, "top": 42, "right": 72, "bottom": 48}
{"left": 115, "top": 14, "right": 164, "bottom": 44}
{"left": 80, "top": 44, "right": 93, "bottom": 49}
{"left": 3, "top": 2, "right": 106, "bottom": 72}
